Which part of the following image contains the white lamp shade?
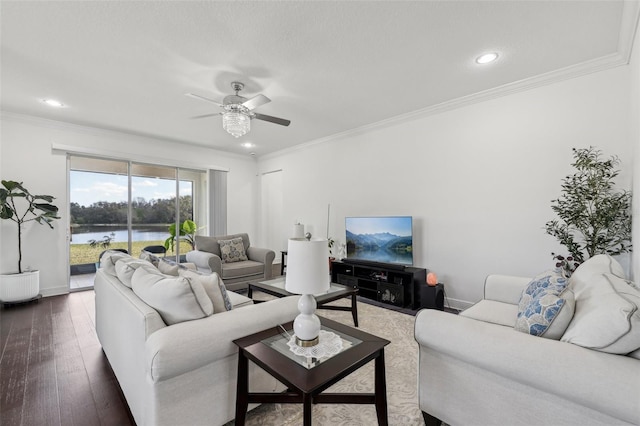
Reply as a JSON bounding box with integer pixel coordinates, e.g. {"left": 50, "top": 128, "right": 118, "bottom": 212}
{"left": 285, "top": 238, "right": 330, "bottom": 295}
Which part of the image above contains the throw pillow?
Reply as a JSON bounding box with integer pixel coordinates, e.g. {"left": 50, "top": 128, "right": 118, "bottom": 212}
{"left": 218, "top": 237, "right": 248, "bottom": 263}
{"left": 178, "top": 269, "right": 233, "bottom": 313}
{"left": 100, "top": 250, "right": 132, "bottom": 276}
{"left": 561, "top": 273, "right": 640, "bottom": 354}
{"left": 158, "top": 258, "right": 180, "bottom": 276}
{"left": 139, "top": 250, "right": 160, "bottom": 267}
{"left": 514, "top": 271, "right": 575, "bottom": 339}
{"left": 131, "top": 267, "right": 214, "bottom": 325}
{"left": 114, "top": 258, "right": 158, "bottom": 288}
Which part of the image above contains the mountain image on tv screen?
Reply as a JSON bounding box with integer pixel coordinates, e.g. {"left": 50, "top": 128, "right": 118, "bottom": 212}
{"left": 345, "top": 216, "right": 413, "bottom": 266}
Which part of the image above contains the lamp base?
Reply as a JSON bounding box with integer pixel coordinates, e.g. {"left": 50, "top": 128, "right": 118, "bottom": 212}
{"left": 295, "top": 335, "right": 320, "bottom": 347}
{"left": 293, "top": 294, "right": 321, "bottom": 347}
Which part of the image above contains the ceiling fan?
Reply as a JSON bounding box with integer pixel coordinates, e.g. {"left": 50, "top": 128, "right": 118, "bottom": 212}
{"left": 186, "top": 82, "right": 291, "bottom": 138}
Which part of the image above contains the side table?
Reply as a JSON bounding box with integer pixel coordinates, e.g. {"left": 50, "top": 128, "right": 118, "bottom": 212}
{"left": 233, "top": 317, "right": 389, "bottom": 425}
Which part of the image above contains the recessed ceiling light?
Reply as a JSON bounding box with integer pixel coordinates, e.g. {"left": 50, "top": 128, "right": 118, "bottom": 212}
{"left": 42, "top": 99, "right": 65, "bottom": 107}
{"left": 475, "top": 52, "right": 499, "bottom": 64}
{"left": 241, "top": 142, "right": 254, "bottom": 148}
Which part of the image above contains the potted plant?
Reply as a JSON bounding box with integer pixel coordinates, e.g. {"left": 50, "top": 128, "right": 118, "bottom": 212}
{"left": 164, "top": 219, "right": 198, "bottom": 252}
{"left": 0, "top": 180, "right": 60, "bottom": 302}
{"left": 545, "top": 147, "right": 632, "bottom": 275}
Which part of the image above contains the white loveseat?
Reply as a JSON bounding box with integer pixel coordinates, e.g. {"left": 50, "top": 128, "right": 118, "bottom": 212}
{"left": 415, "top": 255, "right": 640, "bottom": 426}
{"left": 94, "top": 252, "right": 299, "bottom": 426}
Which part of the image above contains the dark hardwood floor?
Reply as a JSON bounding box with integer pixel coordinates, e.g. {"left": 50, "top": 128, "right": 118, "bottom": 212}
{"left": 0, "top": 291, "right": 134, "bottom": 426}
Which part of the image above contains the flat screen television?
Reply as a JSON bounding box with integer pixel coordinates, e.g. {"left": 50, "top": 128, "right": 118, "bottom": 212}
{"left": 345, "top": 216, "right": 413, "bottom": 266}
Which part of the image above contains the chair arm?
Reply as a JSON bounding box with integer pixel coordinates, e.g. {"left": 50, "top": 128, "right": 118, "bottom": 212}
{"left": 246, "top": 247, "right": 275, "bottom": 279}
{"left": 483, "top": 274, "right": 531, "bottom": 304}
{"left": 145, "top": 296, "right": 300, "bottom": 383}
{"left": 414, "top": 310, "right": 640, "bottom": 424}
{"left": 185, "top": 250, "right": 222, "bottom": 275}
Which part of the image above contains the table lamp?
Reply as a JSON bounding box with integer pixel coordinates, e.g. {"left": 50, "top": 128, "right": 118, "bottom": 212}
{"left": 285, "top": 234, "right": 330, "bottom": 347}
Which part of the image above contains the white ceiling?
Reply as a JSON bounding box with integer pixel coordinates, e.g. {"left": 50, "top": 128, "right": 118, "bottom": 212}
{"left": 1, "top": 1, "right": 638, "bottom": 157}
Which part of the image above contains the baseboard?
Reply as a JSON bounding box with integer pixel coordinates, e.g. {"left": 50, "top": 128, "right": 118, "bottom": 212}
{"left": 41, "top": 286, "right": 70, "bottom": 298}
{"left": 444, "top": 297, "right": 474, "bottom": 312}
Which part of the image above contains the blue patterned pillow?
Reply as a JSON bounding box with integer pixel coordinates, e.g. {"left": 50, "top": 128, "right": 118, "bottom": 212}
{"left": 218, "top": 237, "right": 248, "bottom": 263}
{"left": 515, "top": 271, "right": 575, "bottom": 339}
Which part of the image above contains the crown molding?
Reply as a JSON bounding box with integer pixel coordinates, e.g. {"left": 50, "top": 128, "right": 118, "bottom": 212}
{"left": 261, "top": 3, "right": 640, "bottom": 161}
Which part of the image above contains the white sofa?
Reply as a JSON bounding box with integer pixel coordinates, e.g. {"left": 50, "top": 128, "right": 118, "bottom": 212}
{"left": 415, "top": 255, "right": 640, "bottom": 426}
{"left": 94, "top": 252, "right": 300, "bottom": 426}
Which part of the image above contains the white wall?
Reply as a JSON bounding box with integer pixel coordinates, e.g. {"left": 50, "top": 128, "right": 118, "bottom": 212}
{"left": 259, "top": 66, "right": 634, "bottom": 309}
{"left": 0, "top": 114, "right": 259, "bottom": 296}
{"left": 630, "top": 16, "right": 640, "bottom": 282}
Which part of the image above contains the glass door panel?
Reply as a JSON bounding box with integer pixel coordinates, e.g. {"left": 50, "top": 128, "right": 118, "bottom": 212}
{"left": 69, "top": 157, "right": 129, "bottom": 290}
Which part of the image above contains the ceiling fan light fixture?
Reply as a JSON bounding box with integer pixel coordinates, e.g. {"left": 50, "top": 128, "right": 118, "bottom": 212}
{"left": 223, "top": 111, "right": 250, "bottom": 138}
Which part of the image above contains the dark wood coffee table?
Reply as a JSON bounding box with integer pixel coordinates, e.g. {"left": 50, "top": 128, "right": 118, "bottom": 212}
{"left": 233, "top": 316, "right": 390, "bottom": 426}
{"left": 248, "top": 276, "right": 359, "bottom": 327}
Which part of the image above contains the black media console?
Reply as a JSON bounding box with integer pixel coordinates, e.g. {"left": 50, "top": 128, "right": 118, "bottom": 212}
{"left": 331, "top": 260, "right": 427, "bottom": 309}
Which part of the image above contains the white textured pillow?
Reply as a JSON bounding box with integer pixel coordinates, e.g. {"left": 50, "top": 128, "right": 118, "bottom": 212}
{"left": 178, "top": 269, "right": 233, "bottom": 313}
{"left": 131, "top": 267, "right": 214, "bottom": 325}
{"left": 561, "top": 273, "right": 640, "bottom": 354}
{"left": 114, "top": 258, "right": 158, "bottom": 288}
{"left": 100, "top": 250, "right": 132, "bottom": 276}
{"left": 570, "top": 254, "right": 626, "bottom": 292}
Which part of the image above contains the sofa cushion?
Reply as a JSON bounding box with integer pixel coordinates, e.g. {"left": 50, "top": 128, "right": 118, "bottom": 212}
{"left": 218, "top": 237, "right": 248, "bottom": 263}
{"left": 514, "top": 271, "right": 575, "bottom": 339}
{"left": 114, "top": 258, "right": 159, "bottom": 288}
{"left": 178, "top": 269, "right": 233, "bottom": 313}
{"left": 100, "top": 250, "right": 132, "bottom": 276}
{"left": 226, "top": 290, "right": 254, "bottom": 308}
{"left": 460, "top": 300, "right": 519, "bottom": 328}
{"left": 221, "top": 260, "right": 265, "bottom": 279}
{"left": 131, "top": 267, "right": 214, "bottom": 325}
{"left": 561, "top": 273, "right": 640, "bottom": 354}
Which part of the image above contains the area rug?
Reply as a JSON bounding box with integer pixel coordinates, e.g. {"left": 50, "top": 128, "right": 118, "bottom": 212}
{"left": 224, "top": 294, "right": 425, "bottom": 426}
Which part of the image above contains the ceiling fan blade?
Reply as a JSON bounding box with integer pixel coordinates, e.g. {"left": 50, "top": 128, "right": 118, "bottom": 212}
{"left": 185, "top": 93, "right": 223, "bottom": 107}
{"left": 242, "top": 94, "right": 271, "bottom": 110}
{"left": 191, "top": 112, "right": 222, "bottom": 120}
{"left": 253, "top": 113, "right": 291, "bottom": 127}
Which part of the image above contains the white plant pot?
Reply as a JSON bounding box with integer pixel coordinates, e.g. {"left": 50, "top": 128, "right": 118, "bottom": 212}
{"left": 0, "top": 270, "right": 40, "bottom": 302}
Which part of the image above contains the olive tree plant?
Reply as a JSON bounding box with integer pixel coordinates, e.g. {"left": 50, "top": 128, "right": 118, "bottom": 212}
{"left": 545, "top": 147, "right": 632, "bottom": 265}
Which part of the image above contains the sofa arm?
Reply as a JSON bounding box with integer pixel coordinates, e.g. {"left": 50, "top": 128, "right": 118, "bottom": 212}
{"left": 246, "top": 246, "right": 275, "bottom": 279}
{"left": 145, "top": 296, "right": 300, "bottom": 383}
{"left": 414, "top": 310, "right": 640, "bottom": 424}
{"left": 483, "top": 274, "right": 531, "bottom": 304}
{"left": 185, "top": 250, "right": 222, "bottom": 275}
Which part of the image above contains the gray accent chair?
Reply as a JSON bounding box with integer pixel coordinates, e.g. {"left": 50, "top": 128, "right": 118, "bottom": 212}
{"left": 185, "top": 233, "right": 275, "bottom": 292}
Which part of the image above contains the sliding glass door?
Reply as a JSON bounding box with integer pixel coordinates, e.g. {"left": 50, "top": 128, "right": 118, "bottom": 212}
{"left": 69, "top": 156, "right": 206, "bottom": 290}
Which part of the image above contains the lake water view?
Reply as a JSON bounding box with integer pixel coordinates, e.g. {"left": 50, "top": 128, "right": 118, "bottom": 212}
{"left": 71, "top": 225, "right": 169, "bottom": 244}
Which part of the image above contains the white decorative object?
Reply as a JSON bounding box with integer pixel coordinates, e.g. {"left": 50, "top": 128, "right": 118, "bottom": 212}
{"left": 285, "top": 235, "right": 330, "bottom": 346}
{"left": 0, "top": 270, "right": 40, "bottom": 302}
{"left": 292, "top": 223, "right": 304, "bottom": 239}
{"left": 287, "top": 330, "right": 343, "bottom": 358}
